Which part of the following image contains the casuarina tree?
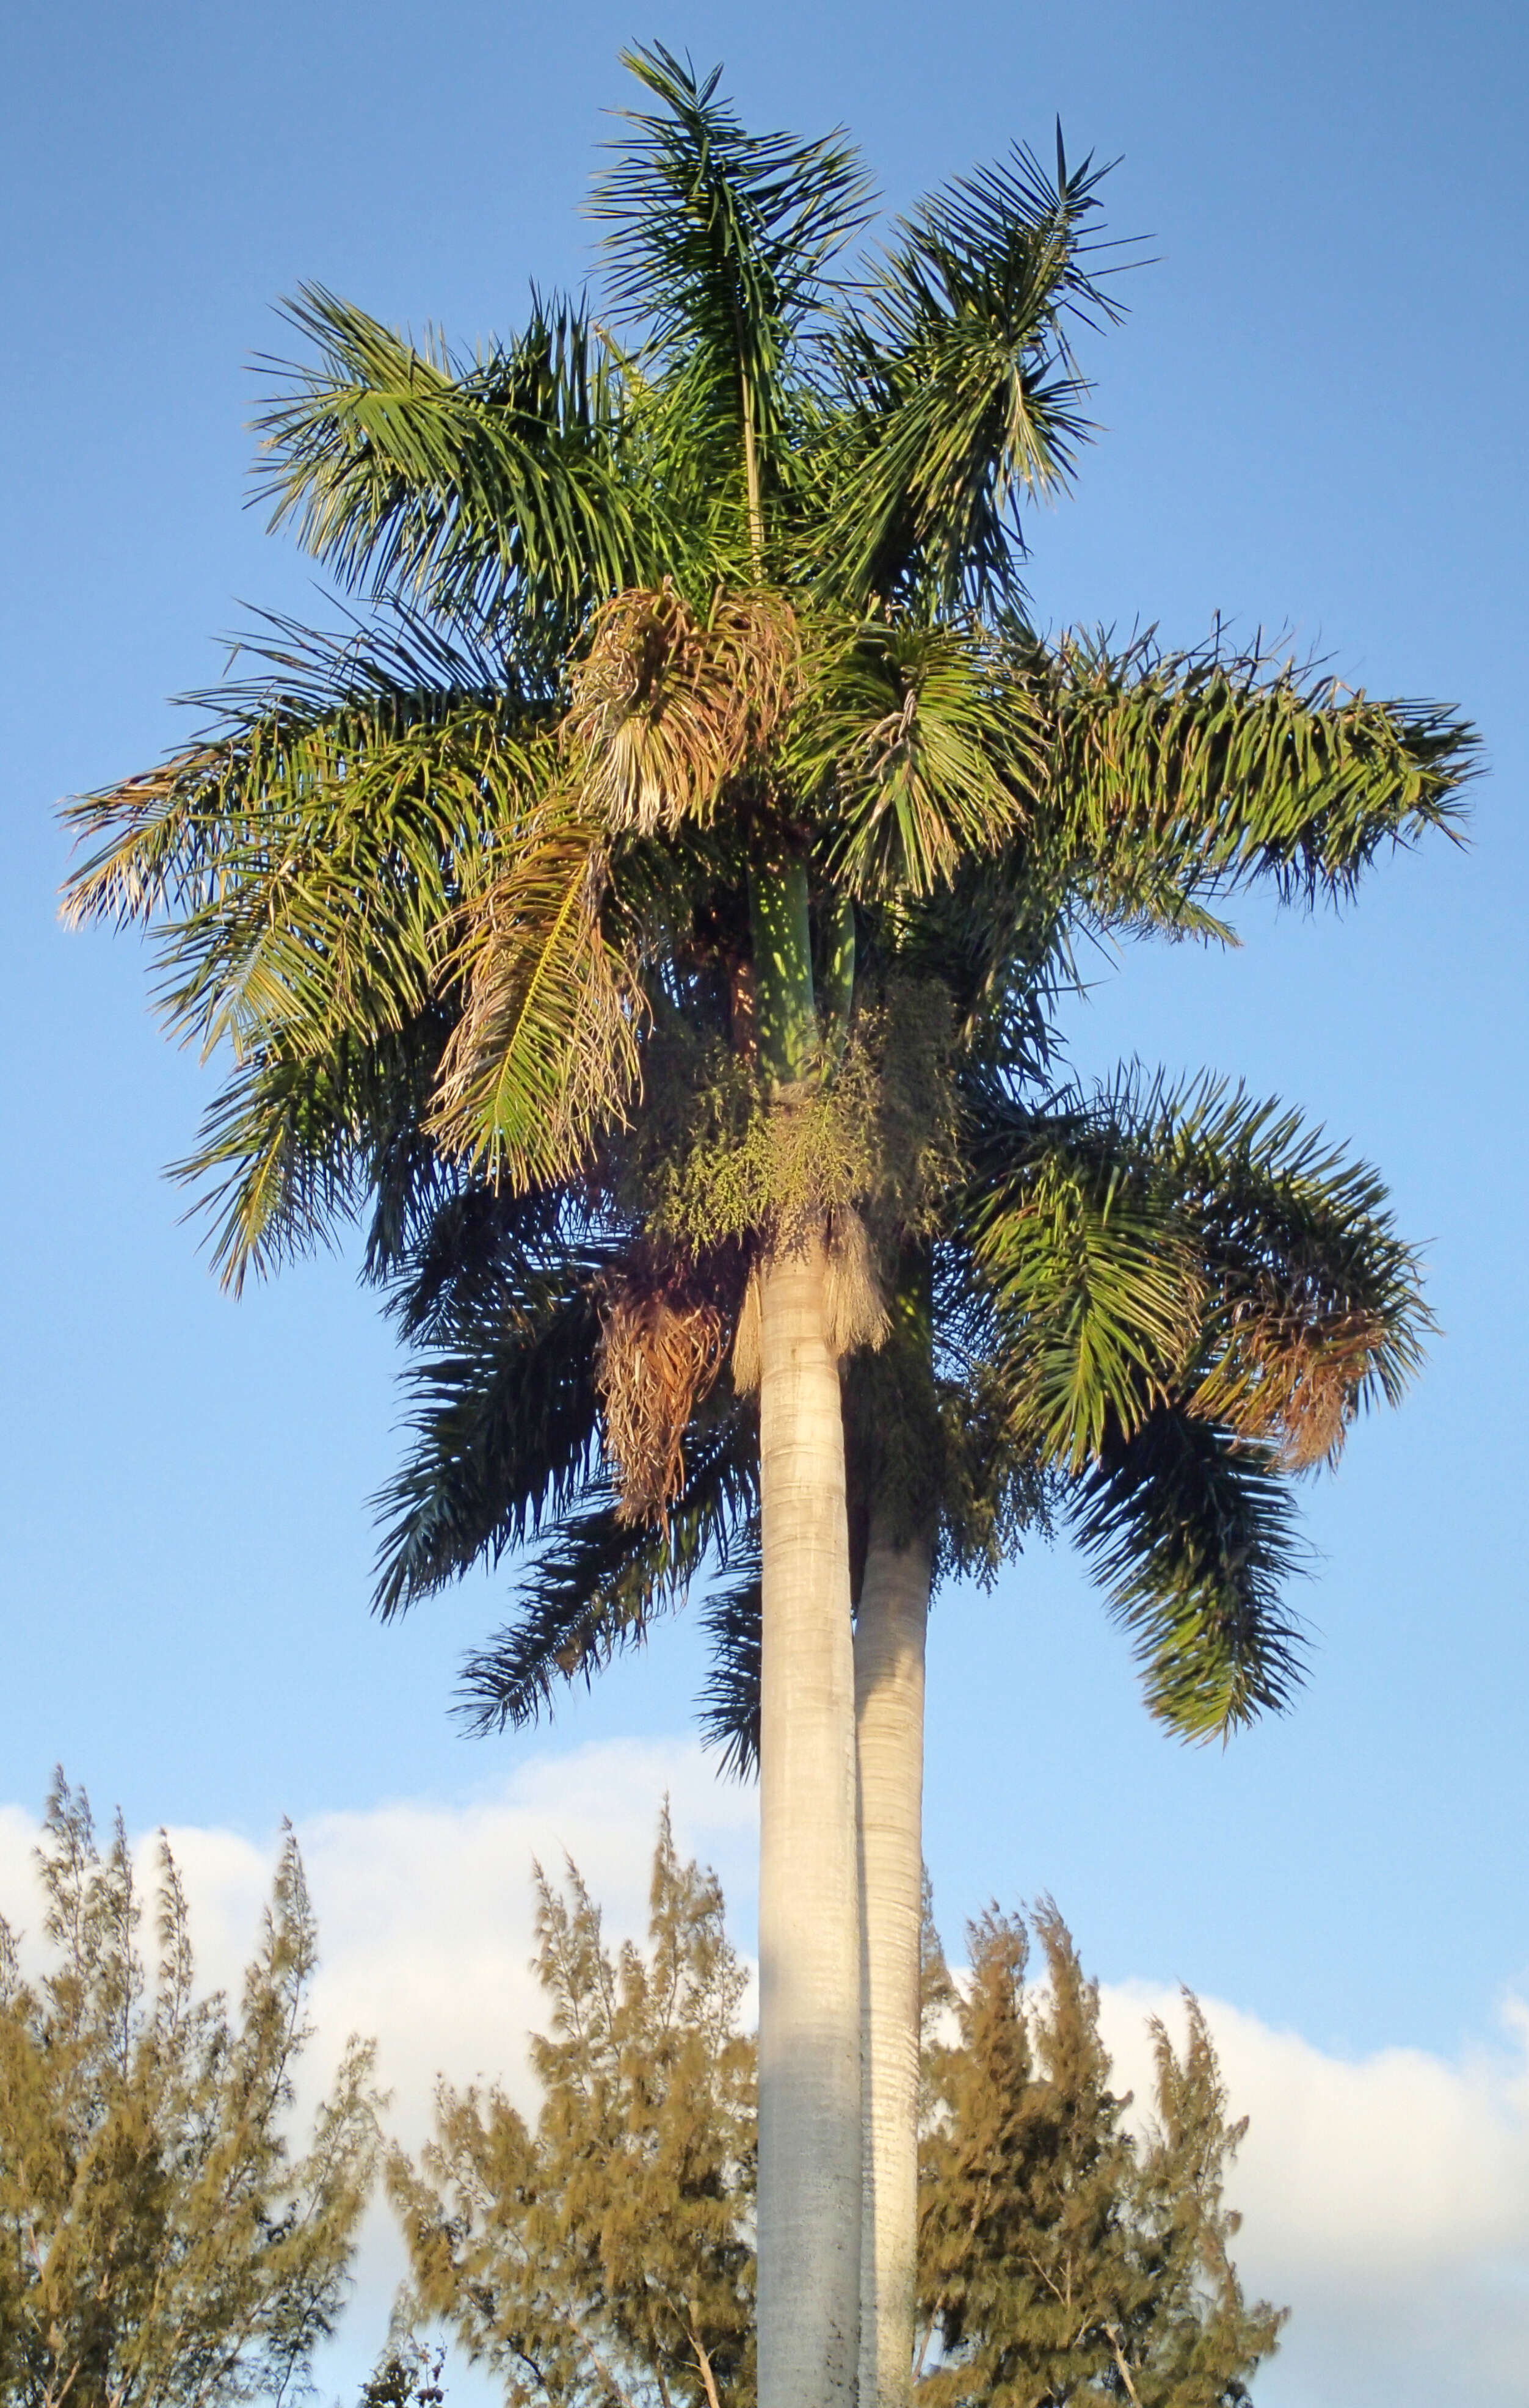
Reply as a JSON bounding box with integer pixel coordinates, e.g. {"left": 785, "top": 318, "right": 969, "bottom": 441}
{"left": 63, "top": 45, "right": 1475, "bottom": 2408}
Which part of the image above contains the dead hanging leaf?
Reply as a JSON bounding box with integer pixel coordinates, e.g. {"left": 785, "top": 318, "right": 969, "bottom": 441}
{"left": 824, "top": 1205, "right": 889, "bottom": 1360}
{"left": 597, "top": 1264, "right": 728, "bottom": 1525}
{"left": 565, "top": 584, "right": 800, "bottom": 835}
{"left": 1194, "top": 1300, "right": 1389, "bottom": 1469}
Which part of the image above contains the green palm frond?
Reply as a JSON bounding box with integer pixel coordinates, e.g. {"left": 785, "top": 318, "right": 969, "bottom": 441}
{"left": 1121, "top": 1076, "right": 1430, "bottom": 1465}
{"left": 825, "top": 139, "right": 1122, "bottom": 607}
{"left": 371, "top": 1253, "right": 615, "bottom": 1620}
{"left": 969, "top": 1070, "right": 1430, "bottom": 1477}
{"left": 965, "top": 1109, "right": 1205, "bottom": 1473}
{"left": 457, "top": 1408, "right": 758, "bottom": 1735}
{"left": 696, "top": 1559, "right": 763, "bottom": 1779}
{"left": 428, "top": 796, "right": 645, "bottom": 1188}
{"left": 255, "top": 288, "right": 651, "bottom": 629}
{"left": 1072, "top": 1404, "right": 1307, "bottom": 1738}
{"left": 181, "top": 1007, "right": 451, "bottom": 1293}
{"left": 594, "top": 45, "right": 873, "bottom": 545}
{"left": 790, "top": 618, "right": 1038, "bottom": 898}
{"left": 1031, "top": 628, "right": 1478, "bottom": 913}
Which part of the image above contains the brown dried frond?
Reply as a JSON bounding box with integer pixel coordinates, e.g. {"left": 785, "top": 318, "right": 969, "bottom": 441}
{"left": 1194, "top": 1301, "right": 1389, "bottom": 1470}
{"left": 597, "top": 1264, "right": 728, "bottom": 1525}
{"left": 825, "top": 1206, "right": 889, "bottom": 1360}
{"left": 730, "top": 1269, "right": 762, "bottom": 1397}
{"left": 565, "top": 583, "right": 800, "bottom": 835}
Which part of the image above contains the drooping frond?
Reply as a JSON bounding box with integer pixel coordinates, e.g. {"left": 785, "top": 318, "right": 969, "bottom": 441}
{"left": 566, "top": 582, "right": 801, "bottom": 833}
{"left": 824, "top": 139, "right": 1122, "bottom": 607}
{"left": 1122, "top": 1077, "right": 1430, "bottom": 1467}
{"left": 181, "top": 1008, "right": 451, "bottom": 1293}
{"left": 1029, "top": 628, "right": 1478, "bottom": 913}
{"left": 255, "top": 288, "right": 652, "bottom": 631}
{"left": 696, "top": 1559, "right": 763, "bottom": 1779}
{"left": 964, "top": 1104, "right": 1205, "bottom": 1473}
{"left": 429, "top": 795, "right": 644, "bottom": 1187}
{"left": 968, "top": 1071, "right": 1430, "bottom": 1478}
{"left": 1072, "top": 1404, "right": 1307, "bottom": 1738}
{"left": 457, "top": 1405, "right": 758, "bottom": 1734}
{"left": 371, "top": 1256, "right": 612, "bottom": 1619}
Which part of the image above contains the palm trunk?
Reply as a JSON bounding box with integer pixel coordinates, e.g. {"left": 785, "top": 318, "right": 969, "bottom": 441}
{"left": 854, "top": 1512, "right": 931, "bottom": 2408}
{"left": 757, "top": 1227, "right": 863, "bottom": 2408}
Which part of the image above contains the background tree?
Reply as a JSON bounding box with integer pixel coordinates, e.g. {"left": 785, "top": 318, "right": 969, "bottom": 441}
{"left": 388, "top": 1810, "right": 755, "bottom": 2408}
{"left": 917, "top": 1905, "right": 1282, "bottom": 2407}
{"left": 0, "top": 1775, "right": 380, "bottom": 2408}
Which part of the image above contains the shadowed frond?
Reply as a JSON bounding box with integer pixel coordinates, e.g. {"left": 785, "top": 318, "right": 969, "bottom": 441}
{"left": 1073, "top": 1404, "right": 1307, "bottom": 1738}
{"left": 371, "top": 1255, "right": 614, "bottom": 1620}
{"left": 255, "top": 288, "right": 652, "bottom": 629}
{"left": 1029, "top": 628, "right": 1478, "bottom": 913}
{"left": 457, "top": 1407, "right": 758, "bottom": 1734}
{"left": 696, "top": 1559, "right": 763, "bottom": 1779}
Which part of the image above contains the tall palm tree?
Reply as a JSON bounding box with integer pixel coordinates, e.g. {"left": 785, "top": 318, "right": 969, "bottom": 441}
{"left": 62, "top": 48, "right": 1475, "bottom": 2408}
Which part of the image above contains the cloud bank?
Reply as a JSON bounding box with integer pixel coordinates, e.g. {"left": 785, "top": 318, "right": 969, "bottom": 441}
{"left": 2, "top": 1745, "right": 1525, "bottom": 2407}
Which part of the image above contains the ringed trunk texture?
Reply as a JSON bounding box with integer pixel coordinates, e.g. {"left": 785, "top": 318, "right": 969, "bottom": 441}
{"left": 756, "top": 1228, "right": 863, "bottom": 2408}
{"left": 854, "top": 1515, "right": 931, "bottom": 2408}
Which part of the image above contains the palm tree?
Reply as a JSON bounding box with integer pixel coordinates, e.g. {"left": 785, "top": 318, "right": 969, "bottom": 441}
{"left": 62, "top": 48, "right": 1475, "bottom": 2408}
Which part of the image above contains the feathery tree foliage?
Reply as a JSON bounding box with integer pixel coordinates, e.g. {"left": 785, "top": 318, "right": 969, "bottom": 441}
{"left": 0, "top": 1776, "right": 380, "bottom": 2408}
{"left": 387, "top": 1821, "right": 1280, "bottom": 2408}
{"left": 387, "top": 1810, "right": 755, "bottom": 2408}
{"left": 918, "top": 1907, "right": 1282, "bottom": 2406}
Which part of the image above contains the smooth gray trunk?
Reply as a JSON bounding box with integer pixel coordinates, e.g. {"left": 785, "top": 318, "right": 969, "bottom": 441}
{"left": 854, "top": 1515, "right": 931, "bottom": 2408}
{"left": 756, "top": 1230, "right": 863, "bottom": 2408}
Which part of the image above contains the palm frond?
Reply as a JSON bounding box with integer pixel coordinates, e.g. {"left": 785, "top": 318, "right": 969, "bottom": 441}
{"left": 594, "top": 45, "right": 873, "bottom": 540}
{"left": 1072, "top": 1404, "right": 1307, "bottom": 1739}
{"left": 1122, "top": 1077, "right": 1430, "bottom": 1466}
{"left": 427, "top": 796, "right": 644, "bottom": 1188}
{"left": 791, "top": 617, "right": 1037, "bottom": 897}
{"left": 457, "top": 1406, "right": 758, "bottom": 1733}
{"left": 824, "top": 139, "right": 1122, "bottom": 607}
{"left": 964, "top": 1107, "right": 1205, "bottom": 1472}
{"left": 696, "top": 1558, "right": 763, "bottom": 1779}
{"left": 179, "top": 1007, "right": 451, "bottom": 1293}
{"left": 1030, "top": 628, "right": 1478, "bottom": 912}
{"left": 371, "top": 1255, "right": 614, "bottom": 1620}
{"left": 255, "top": 287, "right": 652, "bottom": 629}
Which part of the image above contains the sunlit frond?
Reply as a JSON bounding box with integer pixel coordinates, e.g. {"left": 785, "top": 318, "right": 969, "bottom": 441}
{"left": 1029, "top": 628, "right": 1477, "bottom": 912}
{"left": 791, "top": 618, "right": 1037, "bottom": 896}
{"left": 594, "top": 44, "right": 873, "bottom": 540}
{"left": 429, "top": 795, "right": 645, "bottom": 1188}
{"left": 255, "top": 287, "right": 653, "bottom": 628}
{"left": 824, "top": 140, "right": 1122, "bottom": 607}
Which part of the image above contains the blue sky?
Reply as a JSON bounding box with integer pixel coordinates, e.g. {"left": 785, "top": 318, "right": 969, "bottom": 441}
{"left": 2, "top": 2, "right": 1526, "bottom": 2398}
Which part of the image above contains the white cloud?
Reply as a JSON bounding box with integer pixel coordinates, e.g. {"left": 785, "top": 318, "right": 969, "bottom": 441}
{"left": 1097, "top": 1982, "right": 1529, "bottom": 2408}
{"left": 4, "top": 1749, "right": 1527, "bottom": 2408}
